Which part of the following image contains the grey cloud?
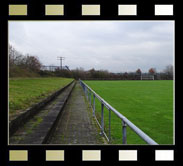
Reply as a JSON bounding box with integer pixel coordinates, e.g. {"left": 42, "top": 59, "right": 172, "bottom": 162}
{"left": 9, "top": 21, "right": 174, "bottom": 72}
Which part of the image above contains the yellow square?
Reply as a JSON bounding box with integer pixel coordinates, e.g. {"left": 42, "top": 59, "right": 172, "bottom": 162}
{"left": 46, "top": 150, "right": 64, "bottom": 161}
{"left": 82, "top": 150, "right": 101, "bottom": 161}
{"left": 9, "top": 5, "right": 27, "bottom": 16}
{"left": 45, "top": 5, "right": 64, "bottom": 15}
{"left": 9, "top": 150, "right": 28, "bottom": 161}
{"left": 82, "top": 5, "right": 100, "bottom": 16}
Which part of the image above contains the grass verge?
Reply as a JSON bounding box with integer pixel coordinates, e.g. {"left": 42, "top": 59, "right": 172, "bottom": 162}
{"left": 9, "top": 77, "right": 73, "bottom": 118}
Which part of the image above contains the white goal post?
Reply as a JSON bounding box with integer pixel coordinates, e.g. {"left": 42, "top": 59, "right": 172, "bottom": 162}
{"left": 141, "top": 75, "right": 154, "bottom": 80}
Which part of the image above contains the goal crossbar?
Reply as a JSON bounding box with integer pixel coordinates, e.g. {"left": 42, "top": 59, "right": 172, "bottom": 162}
{"left": 141, "top": 75, "right": 154, "bottom": 80}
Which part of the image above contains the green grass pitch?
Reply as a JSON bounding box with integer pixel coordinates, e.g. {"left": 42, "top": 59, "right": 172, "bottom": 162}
{"left": 84, "top": 80, "right": 173, "bottom": 145}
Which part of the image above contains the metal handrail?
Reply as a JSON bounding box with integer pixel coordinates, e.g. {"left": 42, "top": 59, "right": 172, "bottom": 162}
{"left": 79, "top": 79, "right": 158, "bottom": 145}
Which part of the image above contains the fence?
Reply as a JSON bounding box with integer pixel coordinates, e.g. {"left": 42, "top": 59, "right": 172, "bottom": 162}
{"left": 79, "top": 80, "right": 158, "bottom": 145}
{"left": 41, "top": 65, "right": 70, "bottom": 71}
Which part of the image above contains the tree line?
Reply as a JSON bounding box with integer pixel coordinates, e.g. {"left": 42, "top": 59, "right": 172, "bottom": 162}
{"left": 58, "top": 67, "right": 173, "bottom": 80}
{"left": 9, "top": 45, "right": 173, "bottom": 80}
{"left": 9, "top": 45, "right": 42, "bottom": 77}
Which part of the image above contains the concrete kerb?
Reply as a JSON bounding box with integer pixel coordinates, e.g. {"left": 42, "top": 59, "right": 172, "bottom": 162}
{"left": 9, "top": 80, "right": 75, "bottom": 137}
{"left": 42, "top": 81, "right": 76, "bottom": 144}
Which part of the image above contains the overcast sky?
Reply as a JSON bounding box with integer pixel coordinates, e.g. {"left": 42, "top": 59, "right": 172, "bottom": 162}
{"left": 9, "top": 21, "right": 174, "bottom": 73}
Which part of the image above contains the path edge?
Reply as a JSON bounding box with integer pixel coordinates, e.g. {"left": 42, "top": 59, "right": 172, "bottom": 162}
{"left": 42, "top": 81, "right": 76, "bottom": 144}
{"left": 9, "top": 80, "right": 75, "bottom": 137}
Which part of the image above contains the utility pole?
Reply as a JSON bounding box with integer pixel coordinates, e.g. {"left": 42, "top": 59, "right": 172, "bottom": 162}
{"left": 57, "top": 57, "right": 65, "bottom": 70}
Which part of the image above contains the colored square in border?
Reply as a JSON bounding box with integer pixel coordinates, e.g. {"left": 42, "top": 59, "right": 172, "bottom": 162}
{"left": 82, "top": 5, "right": 100, "bottom": 16}
{"left": 9, "top": 5, "right": 27, "bottom": 16}
{"left": 45, "top": 5, "right": 64, "bottom": 15}
{"left": 9, "top": 150, "right": 28, "bottom": 161}
{"left": 118, "top": 5, "right": 137, "bottom": 15}
{"left": 46, "top": 150, "right": 64, "bottom": 161}
{"left": 82, "top": 150, "right": 101, "bottom": 161}
{"left": 119, "top": 150, "right": 137, "bottom": 161}
{"left": 155, "top": 5, "right": 173, "bottom": 16}
{"left": 155, "top": 150, "right": 174, "bottom": 161}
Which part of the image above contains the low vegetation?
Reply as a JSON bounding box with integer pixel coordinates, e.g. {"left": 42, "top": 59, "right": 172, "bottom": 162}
{"left": 9, "top": 77, "right": 73, "bottom": 118}
{"left": 84, "top": 80, "right": 173, "bottom": 145}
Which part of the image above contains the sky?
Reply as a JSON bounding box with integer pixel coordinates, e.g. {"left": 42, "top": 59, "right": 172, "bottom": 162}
{"left": 9, "top": 21, "right": 174, "bottom": 73}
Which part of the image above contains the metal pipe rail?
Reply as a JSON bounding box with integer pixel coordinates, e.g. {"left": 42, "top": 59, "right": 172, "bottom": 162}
{"left": 79, "top": 80, "right": 158, "bottom": 145}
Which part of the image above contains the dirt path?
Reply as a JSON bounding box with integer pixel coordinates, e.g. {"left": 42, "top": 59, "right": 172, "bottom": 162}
{"left": 49, "top": 82, "right": 105, "bottom": 144}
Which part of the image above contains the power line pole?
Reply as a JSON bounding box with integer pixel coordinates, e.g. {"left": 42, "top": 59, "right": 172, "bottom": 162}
{"left": 57, "top": 57, "right": 65, "bottom": 70}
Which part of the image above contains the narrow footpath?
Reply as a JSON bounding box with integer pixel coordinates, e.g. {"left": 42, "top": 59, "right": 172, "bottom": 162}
{"left": 49, "top": 82, "right": 105, "bottom": 144}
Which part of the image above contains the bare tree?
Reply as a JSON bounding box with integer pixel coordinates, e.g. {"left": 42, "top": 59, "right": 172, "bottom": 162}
{"left": 163, "top": 65, "right": 173, "bottom": 75}
{"left": 25, "top": 55, "right": 42, "bottom": 72}
{"left": 149, "top": 68, "right": 156, "bottom": 75}
{"left": 9, "top": 44, "right": 42, "bottom": 77}
{"left": 136, "top": 68, "right": 142, "bottom": 74}
{"left": 163, "top": 65, "right": 173, "bottom": 79}
{"left": 9, "top": 45, "right": 24, "bottom": 66}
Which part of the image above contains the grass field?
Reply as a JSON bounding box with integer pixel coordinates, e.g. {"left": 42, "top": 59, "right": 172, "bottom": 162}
{"left": 84, "top": 80, "right": 173, "bottom": 145}
{"left": 9, "top": 77, "right": 73, "bottom": 119}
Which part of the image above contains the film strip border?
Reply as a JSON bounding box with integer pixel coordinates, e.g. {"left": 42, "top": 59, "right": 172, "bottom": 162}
{"left": 7, "top": 1, "right": 175, "bottom": 19}
{"left": 7, "top": 149, "right": 176, "bottom": 162}
{"left": 8, "top": 4, "right": 174, "bottom": 16}
{"left": 2, "top": 1, "right": 178, "bottom": 166}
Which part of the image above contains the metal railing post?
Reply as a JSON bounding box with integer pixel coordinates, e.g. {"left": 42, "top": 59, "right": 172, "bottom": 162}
{"left": 122, "top": 120, "right": 127, "bottom": 144}
{"left": 93, "top": 94, "right": 95, "bottom": 116}
{"left": 89, "top": 90, "right": 91, "bottom": 105}
{"left": 101, "top": 103, "right": 104, "bottom": 135}
{"left": 86, "top": 88, "right": 88, "bottom": 100}
{"left": 84, "top": 85, "right": 86, "bottom": 95}
{"left": 109, "top": 109, "right": 111, "bottom": 143}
